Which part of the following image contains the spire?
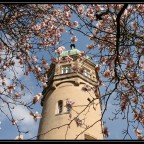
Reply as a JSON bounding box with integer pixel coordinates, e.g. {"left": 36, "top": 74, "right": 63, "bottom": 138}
{"left": 70, "top": 44, "right": 75, "bottom": 49}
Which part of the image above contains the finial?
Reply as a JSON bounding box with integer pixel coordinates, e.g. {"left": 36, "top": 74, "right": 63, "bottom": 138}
{"left": 70, "top": 44, "right": 75, "bottom": 49}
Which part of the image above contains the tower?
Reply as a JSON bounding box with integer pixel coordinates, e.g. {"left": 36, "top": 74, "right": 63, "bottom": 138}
{"left": 38, "top": 45, "right": 104, "bottom": 140}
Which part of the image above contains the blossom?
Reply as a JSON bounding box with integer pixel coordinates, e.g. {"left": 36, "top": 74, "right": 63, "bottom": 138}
{"left": 55, "top": 46, "right": 65, "bottom": 54}
{"left": 33, "top": 93, "right": 43, "bottom": 104}
{"left": 140, "top": 85, "right": 144, "bottom": 93}
{"left": 132, "top": 97, "right": 138, "bottom": 104}
{"left": 19, "top": 59, "right": 23, "bottom": 65}
{"left": 100, "top": 56, "right": 106, "bottom": 64}
{"left": 35, "top": 65, "right": 41, "bottom": 72}
{"left": 14, "top": 93, "right": 21, "bottom": 98}
{"left": 65, "top": 56, "right": 73, "bottom": 63}
{"left": 12, "top": 120, "right": 17, "bottom": 125}
{"left": 2, "top": 65, "right": 7, "bottom": 70}
{"left": 103, "top": 69, "right": 111, "bottom": 78}
{"left": 73, "top": 21, "right": 79, "bottom": 27}
{"left": 137, "top": 135, "right": 144, "bottom": 140}
{"left": 15, "top": 135, "right": 23, "bottom": 140}
{"left": 56, "top": 33, "right": 61, "bottom": 38}
{"left": 32, "top": 56, "right": 38, "bottom": 62}
{"left": 41, "top": 22, "right": 46, "bottom": 28}
{"left": 77, "top": 5, "right": 84, "bottom": 14}
{"left": 102, "top": 127, "right": 110, "bottom": 138}
{"left": 21, "top": 84, "right": 24, "bottom": 90}
{"left": 131, "top": 22, "right": 137, "bottom": 30}
{"left": 95, "top": 64, "right": 101, "bottom": 72}
{"left": 32, "top": 25, "right": 41, "bottom": 31}
{"left": 42, "top": 82, "right": 47, "bottom": 88}
{"left": 75, "top": 117, "right": 82, "bottom": 127}
{"left": 71, "top": 36, "right": 78, "bottom": 43}
{"left": 0, "top": 43, "right": 3, "bottom": 50}
{"left": 2, "top": 81, "right": 6, "bottom": 86}
{"left": 134, "top": 129, "right": 142, "bottom": 136}
{"left": 66, "top": 98, "right": 75, "bottom": 109}
{"left": 82, "top": 84, "right": 91, "bottom": 91}
{"left": 30, "top": 111, "right": 42, "bottom": 121}
{"left": 87, "top": 43, "right": 95, "bottom": 49}
{"left": 51, "top": 57, "right": 59, "bottom": 64}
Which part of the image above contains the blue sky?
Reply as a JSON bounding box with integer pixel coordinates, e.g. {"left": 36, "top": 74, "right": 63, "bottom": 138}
{"left": 0, "top": 4, "right": 141, "bottom": 140}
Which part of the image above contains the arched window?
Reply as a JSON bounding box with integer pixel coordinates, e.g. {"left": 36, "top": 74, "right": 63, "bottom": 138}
{"left": 58, "top": 100, "right": 63, "bottom": 114}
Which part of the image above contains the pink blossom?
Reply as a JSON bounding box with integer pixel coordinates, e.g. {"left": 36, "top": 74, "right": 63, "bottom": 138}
{"left": 77, "top": 5, "right": 84, "bottom": 14}
{"left": 33, "top": 93, "right": 43, "bottom": 104}
{"left": 66, "top": 98, "right": 75, "bottom": 109}
{"left": 87, "top": 8, "right": 93, "bottom": 13}
{"left": 15, "top": 135, "right": 23, "bottom": 140}
{"left": 32, "top": 25, "right": 41, "bottom": 31}
{"left": 96, "top": 21, "right": 102, "bottom": 29}
{"left": 71, "top": 36, "right": 78, "bottom": 43}
{"left": 51, "top": 57, "right": 59, "bottom": 64}
{"left": 56, "top": 33, "right": 61, "bottom": 38}
{"left": 103, "top": 69, "right": 111, "bottom": 78}
{"left": 7, "top": 85, "right": 15, "bottom": 94}
{"left": 42, "top": 60, "right": 47, "bottom": 65}
{"left": 80, "top": 51, "right": 86, "bottom": 57}
{"left": 2, "top": 65, "right": 7, "bottom": 70}
{"left": 51, "top": 41, "right": 57, "bottom": 46}
{"left": 100, "top": 56, "right": 106, "bottom": 64}
{"left": 127, "top": 5, "right": 133, "bottom": 12}
{"left": 123, "top": 10, "right": 128, "bottom": 17}
{"left": 87, "top": 43, "right": 95, "bottom": 49}
{"left": 43, "top": 64, "right": 49, "bottom": 71}
{"left": 103, "top": 127, "right": 110, "bottom": 138}
{"left": 14, "top": 93, "right": 21, "bottom": 98}
{"left": 41, "top": 22, "right": 46, "bottom": 28}
{"left": 30, "top": 111, "right": 42, "bottom": 121}
{"left": 82, "top": 84, "right": 91, "bottom": 91}
{"left": 12, "top": 120, "right": 17, "bottom": 125}
{"left": 2, "top": 81, "right": 6, "bottom": 86}
{"left": 134, "top": 129, "right": 142, "bottom": 136}
{"left": 65, "top": 56, "right": 73, "bottom": 63}
{"left": 32, "top": 56, "right": 38, "bottom": 62}
{"left": 67, "top": 21, "right": 73, "bottom": 27}
{"left": 59, "top": 27, "right": 64, "bottom": 32}
{"left": 71, "top": 66, "right": 78, "bottom": 72}
{"left": 35, "top": 65, "right": 41, "bottom": 72}
{"left": 42, "top": 82, "right": 47, "bottom": 88}
{"left": 19, "top": 59, "right": 23, "bottom": 65}
{"left": 78, "top": 67, "right": 84, "bottom": 74}
{"left": 73, "top": 21, "right": 79, "bottom": 27}
{"left": 64, "top": 6, "right": 70, "bottom": 11}
{"left": 95, "top": 64, "right": 101, "bottom": 72}
{"left": 131, "top": 22, "right": 137, "bottom": 29}
{"left": 140, "top": 85, "right": 144, "bottom": 93}
{"left": 55, "top": 46, "right": 65, "bottom": 54}
{"left": 75, "top": 117, "right": 82, "bottom": 127}
{"left": 0, "top": 43, "right": 3, "bottom": 50}
{"left": 137, "top": 135, "right": 144, "bottom": 140}
{"left": 132, "top": 97, "right": 138, "bottom": 104}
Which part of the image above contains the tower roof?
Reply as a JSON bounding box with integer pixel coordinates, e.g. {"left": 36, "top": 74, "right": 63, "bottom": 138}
{"left": 60, "top": 48, "right": 81, "bottom": 57}
{"left": 59, "top": 47, "right": 90, "bottom": 60}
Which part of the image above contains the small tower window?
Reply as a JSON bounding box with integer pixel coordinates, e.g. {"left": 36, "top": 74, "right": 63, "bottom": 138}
{"left": 61, "top": 65, "right": 71, "bottom": 74}
{"left": 58, "top": 100, "right": 63, "bottom": 114}
{"left": 83, "top": 68, "right": 91, "bottom": 78}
